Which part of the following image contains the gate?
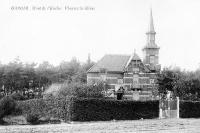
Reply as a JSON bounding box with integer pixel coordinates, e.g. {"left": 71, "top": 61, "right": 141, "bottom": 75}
{"left": 159, "top": 97, "right": 179, "bottom": 119}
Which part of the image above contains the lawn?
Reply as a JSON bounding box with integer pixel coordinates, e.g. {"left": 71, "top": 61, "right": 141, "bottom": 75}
{"left": 0, "top": 118, "right": 200, "bottom": 133}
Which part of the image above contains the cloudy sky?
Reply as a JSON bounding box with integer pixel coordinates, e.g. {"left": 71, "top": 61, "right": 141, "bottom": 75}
{"left": 0, "top": 0, "right": 200, "bottom": 71}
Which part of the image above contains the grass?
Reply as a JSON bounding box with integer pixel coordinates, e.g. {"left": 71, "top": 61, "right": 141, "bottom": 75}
{"left": 0, "top": 118, "right": 200, "bottom": 133}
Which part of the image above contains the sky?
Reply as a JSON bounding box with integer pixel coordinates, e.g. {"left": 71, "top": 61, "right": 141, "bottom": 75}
{"left": 0, "top": 0, "right": 200, "bottom": 71}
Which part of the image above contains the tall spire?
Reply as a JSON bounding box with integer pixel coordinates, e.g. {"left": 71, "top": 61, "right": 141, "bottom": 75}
{"left": 142, "top": 8, "right": 160, "bottom": 67}
{"left": 144, "top": 8, "right": 158, "bottom": 48}
{"left": 149, "top": 8, "right": 155, "bottom": 33}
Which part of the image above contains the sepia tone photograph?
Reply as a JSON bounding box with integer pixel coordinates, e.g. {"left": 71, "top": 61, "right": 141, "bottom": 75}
{"left": 0, "top": 0, "right": 200, "bottom": 132}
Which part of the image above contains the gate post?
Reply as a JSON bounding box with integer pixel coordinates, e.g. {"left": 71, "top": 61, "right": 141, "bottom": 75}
{"left": 177, "top": 97, "right": 179, "bottom": 118}
{"left": 159, "top": 108, "right": 162, "bottom": 119}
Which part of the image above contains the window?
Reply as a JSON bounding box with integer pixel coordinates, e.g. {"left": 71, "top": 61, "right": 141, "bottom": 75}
{"left": 100, "top": 75, "right": 106, "bottom": 81}
{"left": 150, "top": 79, "right": 154, "bottom": 84}
{"left": 150, "top": 55, "right": 155, "bottom": 64}
{"left": 133, "top": 74, "right": 139, "bottom": 84}
{"left": 118, "top": 79, "right": 123, "bottom": 84}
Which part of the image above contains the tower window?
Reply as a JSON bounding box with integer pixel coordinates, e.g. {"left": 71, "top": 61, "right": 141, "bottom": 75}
{"left": 150, "top": 56, "right": 155, "bottom": 64}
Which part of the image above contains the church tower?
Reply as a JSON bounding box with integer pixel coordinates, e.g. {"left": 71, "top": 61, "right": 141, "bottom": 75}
{"left": 142, "top": 9, "right": 160, "bottom": 70}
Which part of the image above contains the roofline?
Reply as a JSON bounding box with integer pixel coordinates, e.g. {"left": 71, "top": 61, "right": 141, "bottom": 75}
{"left": 87, "top": 63, "right": 96, "bottom": 73}
{"left": 87, "top": 54, "right": 131, "bottom": 73}
{"left": 87, "top": 71, "right": 124, "bottom": 74}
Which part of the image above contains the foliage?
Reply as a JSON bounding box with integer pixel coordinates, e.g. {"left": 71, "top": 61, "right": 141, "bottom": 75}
{"left": 0, "top": 56, "right": 94, "bottom": 99}
{"left": 0, "top": 96, "right": 16, "bottom": 120}
{"left": 26, "top": 113, "right": 40, "bottom": 124}
{"left": 180, "top": 100, "right": 200, "bottom": 118}
{"left": 17, "top": 97, "right": 159, "bottom": 122}
{"left": 10, "top": 92, "right": 25, "bottom": 101}
{"left": 57, "top": 82, "right": 104, "bottom": 98}
{"left": 17, "top": 97, "right": 72, "bottom": 122}
{"left": 158, "top": 67, "right": 200, "bottom": 101}
{"left": 70, "top": 98, "right": 159, "bottom": 121}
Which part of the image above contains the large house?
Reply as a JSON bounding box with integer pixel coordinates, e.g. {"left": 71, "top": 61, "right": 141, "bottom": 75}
{"left": 87, "top": 10, "right": 161, "bottom": 100}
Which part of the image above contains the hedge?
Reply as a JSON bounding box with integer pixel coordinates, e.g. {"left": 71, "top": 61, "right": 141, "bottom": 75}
{"left": 14, "top": 97, "right": 200, "bottom": 122}
{"left": 70, "top": 99, "right": 159, "bottom": 121}
{"left": 17, "top": 98, "right": 159, "bottom": 122}
{"left": 17, "top": 96, "right": 73, "bottom": 122}
{"left": 180, "top": 100, "right": 200, "bottom": 118}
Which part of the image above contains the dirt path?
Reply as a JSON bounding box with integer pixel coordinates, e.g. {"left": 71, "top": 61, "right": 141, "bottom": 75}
{"left": 0, "top": 118, "right": 200, "bottom": 133}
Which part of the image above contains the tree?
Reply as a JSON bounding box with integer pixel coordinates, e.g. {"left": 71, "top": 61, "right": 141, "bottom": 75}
{"left": 158, "top": 67, "right": 185, "bottom": 99}
{"left": 158, "top": 66, "right": 200, "bottom": 101}
{"left": 59, "top": 58, "right": 81, "bottom": 83}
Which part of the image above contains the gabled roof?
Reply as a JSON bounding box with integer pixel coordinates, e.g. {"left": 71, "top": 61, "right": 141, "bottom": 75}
{"left": 125, "top": 52, "right": 141, "bottom": 68}
{"left": 132, "top": 53, "right": 141, "bottom": 60}
{"left": 88, "top": 54, "right": 153, "bottom": 73}
{"left": 88, "top": 54, "right": 130, "bottom": 73}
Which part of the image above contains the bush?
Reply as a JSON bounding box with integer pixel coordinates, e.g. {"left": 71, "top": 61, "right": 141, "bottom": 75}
{"left": 11, "top": 93, "right": 25, "bottom": 101}
{"left": 70, "top": 98, "right": 159, "bottom": 121}
{"left": 26, "top": 113, "right": 40, "bottom": 124}
{"left": 17, "top": 96, "right": 159, "bottom": 122}
{"left": 57, "top": 82, "right": 104, "bottom": 98}
{"left": 180, "top": 100, "right": 200, "bottom": 118}
{"left": 0, "top": 96, "right": 16, "bottom": 120}
{"left": 17, "top": 96, "right": 73, "bottom": 122}
{"left": 0, "top": 94, "right": 4, "bottom": 100}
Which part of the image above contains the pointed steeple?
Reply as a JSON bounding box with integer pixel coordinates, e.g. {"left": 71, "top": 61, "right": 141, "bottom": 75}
{"left": 142, "top": 8, "right": 160, "bottom": 68}
{"left": 144, "top": 8, "right": 159, "bottom": 48}
{"left": 148, "top": 8, "right": 155, "bottom": 33}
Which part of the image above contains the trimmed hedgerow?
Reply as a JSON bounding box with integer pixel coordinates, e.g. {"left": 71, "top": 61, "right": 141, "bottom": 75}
{"left": 17, "top": 96, "right": 73, "bottom": 122}
{"left": 18, "top": 97, "right": 159, "bottom": 122}
{"left": 180, "top": 100, "right": 200, "bottom": 118}
{"left": 70, "top": 98, "right": 159, "bottom": 121}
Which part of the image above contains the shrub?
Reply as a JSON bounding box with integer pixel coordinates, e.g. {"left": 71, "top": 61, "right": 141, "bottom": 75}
{"left": 0, "top": 94, "right": 3, "bottom": 100}
{"left": 26, "top": 113, "right": 40, "bottom": 124}
{"left": 70, "top": 98, "right": 159, "bottom": 121}
{"left": 17, "top": 97, "right": 159, "bottom": 122}
{"left": 0, "top": 96, "right": 16, "bottom": 120}
{"left": 11, "top": 93, "right": 25, "bottom": 101}
{"left": 57, "top": 82, "right": 104, "bottom": 98}
{"left": 17, "top": 96, "right": 73, "bottom": 122}
{"left": 180, "top": 100, "right": 200, "bottom": 118}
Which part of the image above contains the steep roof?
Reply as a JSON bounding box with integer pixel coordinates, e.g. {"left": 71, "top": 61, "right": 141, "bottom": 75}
{"left": 88, "top": 54, "right": 130, "bottom": 73}
{"left": 132, "top": 53, "right": 141, "bottom": 60}
{"left": 125, "top": 52, "right": 141, "bottom": 68}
